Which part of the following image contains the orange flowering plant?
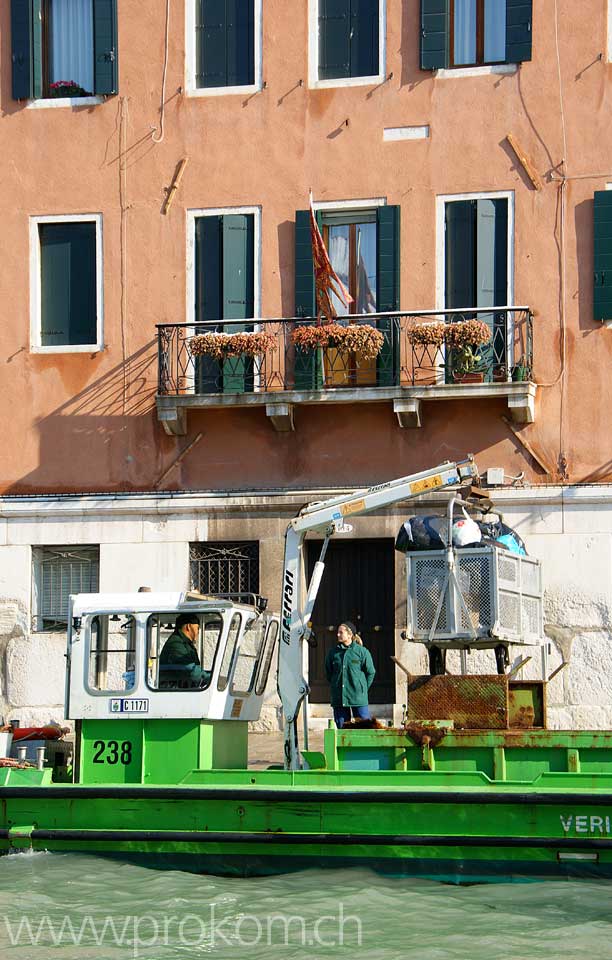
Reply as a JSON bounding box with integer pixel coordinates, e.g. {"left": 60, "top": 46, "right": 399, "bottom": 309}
{"left": 291, "top": 323, "right": 384, "bottom": 360}
{"left": 188, "top": 331, "right": 276, "bottom": 361}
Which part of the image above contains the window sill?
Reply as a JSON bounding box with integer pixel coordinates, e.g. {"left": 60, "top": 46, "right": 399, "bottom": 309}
{"left": 435, "top": 64, "right": 517, "bottom": 79}
{"left": 186, "top": 83, "right": 261, "bottom": 98}
{"left": 310, "top": 73, "right": 385, "bottom": 90}
{"left": 31, "top": 344, "right": 104, "bottom": 354}
{"left": 26, "top": 96, "right": 104, "bottom": 110}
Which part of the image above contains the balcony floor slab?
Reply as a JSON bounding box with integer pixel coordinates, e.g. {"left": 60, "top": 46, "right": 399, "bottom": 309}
{"left": 157, "top": 382, "right": 537, "bottom": 435}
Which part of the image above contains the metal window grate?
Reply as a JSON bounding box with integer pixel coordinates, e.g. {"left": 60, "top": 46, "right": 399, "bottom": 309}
{"left": 38, "top": 546, "right": 99, "bottom": 625}
{"left": 189, "top": 542, "right": 259, "bottom": 598}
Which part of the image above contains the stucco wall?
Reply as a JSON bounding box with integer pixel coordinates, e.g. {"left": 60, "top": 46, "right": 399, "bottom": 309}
{"left": 0, "top": 2, "right": 611, "bottom": 496}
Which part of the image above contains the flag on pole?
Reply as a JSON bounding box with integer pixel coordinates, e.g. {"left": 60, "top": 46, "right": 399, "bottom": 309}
{"left": 309, "top": 191, "right": 353, "bottom": 323}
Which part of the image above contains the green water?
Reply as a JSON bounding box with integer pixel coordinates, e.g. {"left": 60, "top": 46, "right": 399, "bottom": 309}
{"left": 0, "top": 853, "right": 611, "bottom": 959}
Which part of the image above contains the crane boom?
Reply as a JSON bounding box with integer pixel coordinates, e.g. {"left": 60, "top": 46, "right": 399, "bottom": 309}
{"left": 278, "top": 456, "right": 480, "bottom": 769}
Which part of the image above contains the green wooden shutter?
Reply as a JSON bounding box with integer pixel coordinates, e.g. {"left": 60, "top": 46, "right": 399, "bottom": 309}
{"left": 40, "top": 223, "right": 97, "bottom": 347}
{"left": 319, "top": 0, "right": 351, "bottom": 80}
{"left": 505, "top": 0, "right": 532, "bottom": 64}
{"left": 11, "top": 0, "right": 42, "bottom": 99}
{"left": 198, "top": 0, "right": 227, "bottom": 87}
{"left": 227, "top": 0, "right": 255, "bottom": 86}
{"left": 376, "top": 205, "right": 400, "bottom": 386}
{"left": 295, "top": 210, "right": 315, "bottom": 318}
{"left": 476, "top": 199, "right": 507, "bottom": 380}
{"left": 420, "top": 0, "right": 449, "bottom": 70}
{"left": 350, "top": 0, "right": 378, "bottom": 77}
{"left": 294, "top": 210, "right": 323, "bottom": 390}
{"left": 222, "top": 213, "right": 254, "bottom": 392}
{"left": 198, "top": 0, "right": 254, "bottom": 88}
{"left": 93, "top": 0, "right": 118, "bottom": 95}
{"left": 445, "top": 200, "right": 475, "bottom": 309}
{"left": 594, "top": 191, "right": 612, "bottom": 322}
{"left": 195, "top": 215, "right": 222, "bottom": 393}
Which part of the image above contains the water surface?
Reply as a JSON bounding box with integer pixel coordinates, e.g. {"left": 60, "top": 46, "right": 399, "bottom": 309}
{"left": 0, "top": 852, "right": 610, "bottom": 959}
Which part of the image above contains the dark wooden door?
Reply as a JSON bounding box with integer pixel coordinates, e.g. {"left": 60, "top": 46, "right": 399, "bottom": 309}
{"left": 306, "top": 538, "right": 395, "bottom": 704}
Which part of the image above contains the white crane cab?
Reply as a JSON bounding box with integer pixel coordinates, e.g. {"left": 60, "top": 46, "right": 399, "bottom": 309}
{"left": 66, "top": 593, "right": 279, "bottom": 784}
{"left": 67, "top": 592, "right": 279, "bottom": 722}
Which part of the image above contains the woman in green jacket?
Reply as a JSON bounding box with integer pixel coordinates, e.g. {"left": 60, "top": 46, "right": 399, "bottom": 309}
{"left": 325, "top": 621, "right": 376, "bottom": 728}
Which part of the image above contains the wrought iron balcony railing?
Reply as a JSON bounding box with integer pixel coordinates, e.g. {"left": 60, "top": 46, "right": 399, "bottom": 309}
{"left": 157, "top": 307, "right": 533, "bottom": 397}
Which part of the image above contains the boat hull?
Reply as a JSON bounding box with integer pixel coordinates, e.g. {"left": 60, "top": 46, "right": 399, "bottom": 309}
{"left": 3, "top": 777, "right": 612, "bottom": 883}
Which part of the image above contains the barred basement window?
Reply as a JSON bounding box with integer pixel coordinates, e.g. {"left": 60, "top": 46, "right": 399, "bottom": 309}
{"left": 33, "top": 546, "right": 99, "bottom": 630}
{"left": 189, "top": 542, "right": 259, "bottom": 600}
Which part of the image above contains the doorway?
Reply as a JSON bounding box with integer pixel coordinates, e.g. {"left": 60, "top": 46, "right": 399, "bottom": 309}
{"left": 306, "top": 538, "right": 395, "bottom": 704}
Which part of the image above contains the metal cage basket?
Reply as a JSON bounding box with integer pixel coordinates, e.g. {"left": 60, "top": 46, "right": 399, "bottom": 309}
{"left": 405, "top": 546, "right": 543, "bottom": 648}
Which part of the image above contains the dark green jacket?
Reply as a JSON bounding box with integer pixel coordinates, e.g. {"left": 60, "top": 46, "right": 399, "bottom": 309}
{"left": 324, "top": 642, "right": 376, "bottom": 707}
{"left": 159, "top": 629, "right": 210, "bottom": 688}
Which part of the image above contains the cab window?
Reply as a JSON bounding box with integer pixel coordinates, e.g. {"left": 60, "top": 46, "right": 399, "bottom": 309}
{"left": 147, "top": 612, "right": 222, "bottom": 691}
{"left": 255, "top": 620, "right": 279, "bottom": 695}
{"left": 87, "top": 614, "right": 136, "bottom": 694}
{"left": 230, "top": 616, "right": 266, "bottom": 696}
{"left": 217, "top": 613, "right": 242, "bottom": 691}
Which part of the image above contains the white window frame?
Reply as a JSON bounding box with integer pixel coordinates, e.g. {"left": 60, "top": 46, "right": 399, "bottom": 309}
{"left": 308, "top": 0, "right": 386, "bottom": 89}
{"left": 186, "top": 205, "right": 262, "bottom": 326}
{"left": 435, "top": 191, "right": 515, "bottom": 311}
{"left": 27, "top": 97, "right": 104, "bottom": 110}
{"left": 185, "top": 0, "right": 263, "bottom": 97}
{"left": 30, "top": 213, "right": 104, "bottom": 354}
{"left": 311, "top": 196, "right": 386, "bottom": 214}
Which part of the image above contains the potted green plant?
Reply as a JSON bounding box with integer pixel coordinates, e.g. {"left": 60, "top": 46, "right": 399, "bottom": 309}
{"left": 444, "top": 319, "right": 492, "bottom": 383}
{"left": 511, "top": 356, "right": 528, "bottom": 381}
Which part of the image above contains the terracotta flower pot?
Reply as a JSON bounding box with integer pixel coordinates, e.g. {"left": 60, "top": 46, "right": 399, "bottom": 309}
{"left": 453, "top": 371, "right": 485, "bottom": 384}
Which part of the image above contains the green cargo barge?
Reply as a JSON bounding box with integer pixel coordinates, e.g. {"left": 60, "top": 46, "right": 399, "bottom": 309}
{"left": 4, "top": 716, "right": 612, "bottom": 882}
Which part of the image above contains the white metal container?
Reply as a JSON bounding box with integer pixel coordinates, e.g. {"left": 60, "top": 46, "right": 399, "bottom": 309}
{"left": 0, "top": 731, "right": 13, "bottom": 758}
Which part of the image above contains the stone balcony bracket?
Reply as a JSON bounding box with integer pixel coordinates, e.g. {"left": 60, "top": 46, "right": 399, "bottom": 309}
{"left": 156, "top": 381, "right": 537, "bottom": 436}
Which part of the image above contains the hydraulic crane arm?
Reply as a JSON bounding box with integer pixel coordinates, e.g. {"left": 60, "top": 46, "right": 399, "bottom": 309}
{"left": 278, "top": 456, "right": 480, "bottom": 770}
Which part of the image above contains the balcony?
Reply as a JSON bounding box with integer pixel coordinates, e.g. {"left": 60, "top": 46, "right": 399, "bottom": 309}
{"left": 156, "top": 308, "right": 536, "bottom": 435}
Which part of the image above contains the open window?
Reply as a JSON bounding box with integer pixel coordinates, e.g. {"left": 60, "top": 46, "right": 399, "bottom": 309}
{"left": 147, "top": 612, "right": 222, "bottom": 691}
{"left": 11, "top": 0, "right": 118, "bottom": 101}
{"left": 294, "top": 203, "right": 400, "bottom": 388}
{"left": 420, "top": 0, "right": 532, "bottom": 71}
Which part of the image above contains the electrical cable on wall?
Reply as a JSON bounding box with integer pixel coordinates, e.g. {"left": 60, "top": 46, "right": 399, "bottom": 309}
{"left": 152, "top": 0, "right": 171, "bottom": 143}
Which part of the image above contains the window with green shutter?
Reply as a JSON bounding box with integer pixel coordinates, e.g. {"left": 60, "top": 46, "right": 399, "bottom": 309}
{"left": 444, "top": 196, "right": 509, "bottom": 381}
{"left": 593, "top": 191, "right": 612, "bottom": 323}
{"left": 194, "top": 212, "right": 255, "bottom": 393}
{"left": 196, "top": 0, "right": 256, "bottom": 88}
{"left": 318, "top": 0, "right": 380, "bottom": 81}
{"left": 11, "top": 0, "right": 117, "bottom": 100}
{"left": 37, "top": 220, "right": 99, "bottom": 348}
{"left": 420, "top": 0, "right": 532, "bottom": 70}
